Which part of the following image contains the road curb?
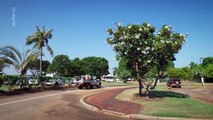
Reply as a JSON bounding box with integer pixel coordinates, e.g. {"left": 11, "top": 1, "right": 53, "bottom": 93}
{"left": 80, "top": 96, "right": 99, "bottom": 111}
{"left": 80, "top": 88, "right": 211, "bottom": 120}
{"left": 80, "top": 96, "right": 130, "bottom": 118}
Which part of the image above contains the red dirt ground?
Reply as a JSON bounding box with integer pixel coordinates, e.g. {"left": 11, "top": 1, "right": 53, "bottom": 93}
{"left": 170, "top": 87, "right": 213, "bottom": 103}
{"left": 85, "top": 88, "right": 141, "bottom": 115}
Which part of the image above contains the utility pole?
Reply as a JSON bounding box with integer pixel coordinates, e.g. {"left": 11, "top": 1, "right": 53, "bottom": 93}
{"left": 200, "top": 57, "right": 205, "bottom": 87}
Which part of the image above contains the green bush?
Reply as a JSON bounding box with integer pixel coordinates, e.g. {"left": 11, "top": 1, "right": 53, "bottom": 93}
{"left": 0, "top": 75, "right": 27, "bottom": 92}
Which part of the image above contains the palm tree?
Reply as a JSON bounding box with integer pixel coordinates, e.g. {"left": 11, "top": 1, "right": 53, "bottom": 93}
{"left": 0, "top": 46, "right": 39, "bottom": 75}
{"left": 0, "top": 46, "right": 39, "bottom": 89}
{"left": 26, "top": 26, "right": 54, "bottom": 76}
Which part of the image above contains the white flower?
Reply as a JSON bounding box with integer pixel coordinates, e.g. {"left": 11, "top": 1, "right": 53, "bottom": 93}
{"left": 124, "top": 35, "right": 127, "bottom": 39}
{"left": 145, "top": 47, "right": 150, "bottom": 50}
{"left": 160, "top": 40, "right": 164, "bottom": 43}
{"left": 128, "top": 25, "right": 132, "bottom": 29}
{"left": 135, "top": 34, "right": 140, "bottom": 39}
{"left": 124, "top": 52, "right": 127, "bottom": 55}
{"left": 139, "top": 28, "right": 142, "bottom": 31}
{"left": 137, "top": 47, "right": 141, "bottom": 50}
{"left": 147, "top": 60, "right": 151, "bottom": 63}
{"left": 142, "top": 51, "right": 147, "bottom": 54}
{"left": 180, "top": 34, "right": 184, "bottom": 37}
{"left": 147, "top": 23, "right": 150, "bottom": 27}
{"left": 164, "top": 25, "right": 171, "bottom": 30}
{"left": 166, "top": 41, "right": 170, "bottom": 44}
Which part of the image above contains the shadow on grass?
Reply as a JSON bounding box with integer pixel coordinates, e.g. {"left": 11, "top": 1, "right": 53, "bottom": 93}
{"left": 135, "top": 91, "right": 189, "bottom": 99}
{"left": 150, "top": 91, "right": 189, "bottom": 98}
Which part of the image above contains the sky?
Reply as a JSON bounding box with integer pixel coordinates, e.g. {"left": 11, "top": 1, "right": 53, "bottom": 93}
{"left": 0, "top": 0, "right": 213, "bottom": 75}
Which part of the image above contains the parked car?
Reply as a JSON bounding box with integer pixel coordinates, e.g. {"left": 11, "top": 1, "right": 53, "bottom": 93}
{"left": 167, "top": 78, "right": 181, "bottom": 88}
{"left": 45, "top": 79, "right": 55, "bottom": 86}
{"left": 78, "top": 76, "right": 101, "bottom": 89}
{"left": 28, "top": 79, "right": 39, "bottom": 85}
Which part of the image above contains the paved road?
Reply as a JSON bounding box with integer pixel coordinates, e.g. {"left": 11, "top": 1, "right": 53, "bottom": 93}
{"left": 0, "top": 87, "right": 130, "bottom": 120}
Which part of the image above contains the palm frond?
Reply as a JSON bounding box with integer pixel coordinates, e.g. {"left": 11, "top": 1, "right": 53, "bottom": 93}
{"left": 44, "top": 29, "right": 53, "bottom": 39}
{"left": 5, "top": 46, "right": 22, "bottom": 63}
{"left": 0, "top": 57, "right": 13, "bottom": 65}
{"left": 26, "top": 35, "right": 38, "bottom": 45}
{"left": 0, "top": 46, "right": 20, "bottom": 64}
{"left": 46, "top": 45, "right": 54, "bottom": 57}
{"left": 22, "top": 50, "right": 39, "bottom": 69}
{"left": 36, "top": 25, "right": 41, "bottom": 32}
{"left": 42, "top": 26, "right": 46, "bottom": 32}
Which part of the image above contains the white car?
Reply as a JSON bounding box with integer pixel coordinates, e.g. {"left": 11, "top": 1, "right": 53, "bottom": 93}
{"left": 28, "top": 79, "right": 38, "bottom": 85}
{"left": 45, "top": 80, "right": 55, "bottom": 86}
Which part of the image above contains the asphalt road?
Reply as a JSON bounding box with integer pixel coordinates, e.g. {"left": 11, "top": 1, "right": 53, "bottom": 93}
{"left": 0, "top": 87, "right": 129, "bottom": 120}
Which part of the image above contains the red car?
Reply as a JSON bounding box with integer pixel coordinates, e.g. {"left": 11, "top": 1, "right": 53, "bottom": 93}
{"left": 167, "top": 78, "right": 181, "bottom": 88}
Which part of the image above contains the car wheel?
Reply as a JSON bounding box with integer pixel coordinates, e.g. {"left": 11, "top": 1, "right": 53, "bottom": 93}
{"left": 86, "top": 84, "right": 91, "bottom": 89}
{"left": 98, "top": 84, "right": 101, "bottom": 88}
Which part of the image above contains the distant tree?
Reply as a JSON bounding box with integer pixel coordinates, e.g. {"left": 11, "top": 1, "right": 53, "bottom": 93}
{"left": 28, "top": 59, "right": 50, "bottom": 76}
{"left": 71, "top": 58, "right": 86, "bottom": 76}
{"left": 48, "top": 55, "right": 72, "bottom": 77}
{"left": 26, "top": 26, "right": 54, "bottom": 76}
{"left": 81, "top": 57, "right": 109, "bottom": 79}
{"left": 204, "top": 64, "right": 213, "bottom": 82}
{"left": 181, "top": 67, "right": 194, "bottom": 80}
{"left": 202, "top": 57, "right": 213, "bottom": 66}
{"left": 114, "top": 58, "right": 132, "bottom": 83}
{"left": 167, "top": 67, "right": 193, "bottom": 80}
{"left": 189, "top": 61, "right": 197, "bottom": 69}
{"left": 106, "top": 22, "right": 186, "bottom": 95}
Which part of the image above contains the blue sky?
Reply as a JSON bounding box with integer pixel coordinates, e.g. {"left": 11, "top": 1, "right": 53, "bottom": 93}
{"left": 0, "top": 0, "right": 213, "bottom": 75}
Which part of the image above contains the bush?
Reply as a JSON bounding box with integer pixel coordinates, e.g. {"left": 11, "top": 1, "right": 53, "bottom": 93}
{"left": 0, "top": 75, "right": 27, "bottom": 92}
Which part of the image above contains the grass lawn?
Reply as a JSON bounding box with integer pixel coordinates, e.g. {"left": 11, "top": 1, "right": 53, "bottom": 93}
{"left": 102, "top": 81, "right": 137, "bottom": 87}
{"left": 116, "top": 85, "right": 213, "bottom": 119}
{"left": 0, "top": 85, "right": 8, "bottom": 91}
{"left": 0, "top": 85, "right": 21, "bottom": 92}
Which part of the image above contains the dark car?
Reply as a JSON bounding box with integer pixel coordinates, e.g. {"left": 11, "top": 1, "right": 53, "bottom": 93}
{"left": 167, "top": 78, "right": 181, "bottom": 88}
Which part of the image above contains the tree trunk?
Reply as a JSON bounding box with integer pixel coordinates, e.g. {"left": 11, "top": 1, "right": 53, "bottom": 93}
{"left": 135, "top": 62, "right": 144, "bottom": 96}
{"left": 150, "top": 71, "right": 163, "bottom": 90}
{"left": 40, "top": 48, "right": 43, "bottom": 76}
{"left": 138, "top": 79, "right": 142, "bottom": 95}
{"left": 150, "top": 76, "right": 159, "bottom": 90}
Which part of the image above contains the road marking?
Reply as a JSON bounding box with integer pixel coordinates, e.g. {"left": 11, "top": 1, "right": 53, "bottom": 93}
{"left": 0, "top": 90, "right": 76, "bottom": 106}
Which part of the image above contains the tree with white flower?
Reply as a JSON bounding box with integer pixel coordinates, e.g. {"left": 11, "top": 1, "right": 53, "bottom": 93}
{"left": 107, "top": 23, "right": 156, "bottom": 95}
{"left": 151, "top": 25, "right": 187, "bottom": 89}
{"left": 106, "top": 22, "right": 186, "bottom": 95}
